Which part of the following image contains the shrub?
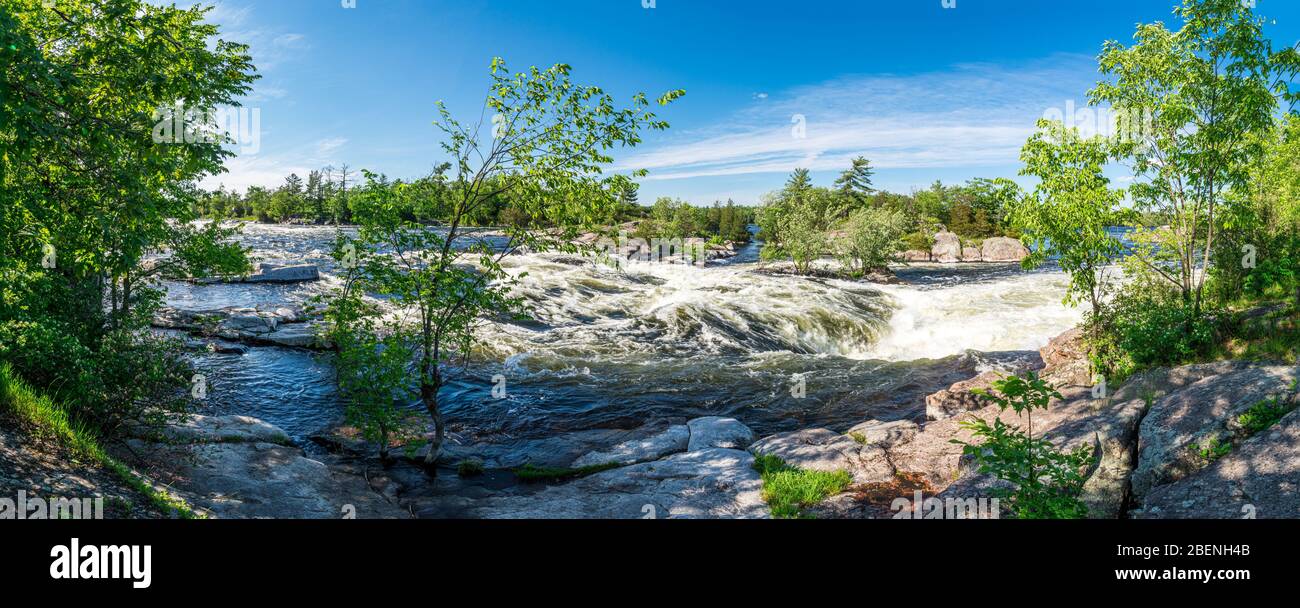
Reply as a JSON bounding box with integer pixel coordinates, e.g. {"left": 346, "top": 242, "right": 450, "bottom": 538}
{"left": 1089, "top": 282, "right": 1218, "bottom": 382}
{"left": 955, "top": 372, "right": 1094, "bottom": 519}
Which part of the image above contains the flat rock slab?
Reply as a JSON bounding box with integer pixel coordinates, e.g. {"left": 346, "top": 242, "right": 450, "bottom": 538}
{"left": 750, "top": 428, "right": 892, "bottom": 484}
{"left": 158, "top": 442, "right": 408, "bottom": 519}
{"left": 158, "top": 414, "right": 291, "bottom": 445}
{"left": 1131, "top": 365, "right": 1298, "bottom": 501}
{"left": 847, "top": 419, "right": 919, "bottom": 448}
{"left": 1134, "top": 408, "right": 1300, "bottom": 519}
{"left": 241, "top": 263, "right": 320, "bottom": 283}
{"left": 448, "top": 449, "right": 768, "bottom": 519}
{"left": 432, "top": 424, "right": 680, "bottom": 470}
{"left": 687, "top": 417, "right": 755, "bottom": 451}
{"left": 572, "top": 425, "right": 689, "bottom": 468}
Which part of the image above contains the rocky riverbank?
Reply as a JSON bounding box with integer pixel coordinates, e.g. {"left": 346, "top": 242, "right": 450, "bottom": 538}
{"left": 301, "top": 326, "right": 1299, "bottom": 519}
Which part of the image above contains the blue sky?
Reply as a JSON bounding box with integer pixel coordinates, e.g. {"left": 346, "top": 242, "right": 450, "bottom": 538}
{"left": 186, "top": 0, "right": 1300, "bottom": 204}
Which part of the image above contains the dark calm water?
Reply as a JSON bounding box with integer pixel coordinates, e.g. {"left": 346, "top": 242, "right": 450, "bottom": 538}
{"left": 172, "top": 223, "right": 1081, "bottom": 447}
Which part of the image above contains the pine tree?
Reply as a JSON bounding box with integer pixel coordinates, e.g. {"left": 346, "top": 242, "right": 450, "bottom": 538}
{"left": 785, "top": 168, "right": 812, "bottom": 197}
{"left": 834, "top": 156, "right": 875, "bottom": 202}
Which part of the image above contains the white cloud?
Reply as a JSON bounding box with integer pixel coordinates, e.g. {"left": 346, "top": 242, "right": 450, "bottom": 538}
{"left": 622, "top": 54, "right": 1102, "bottom": 183}
{"left": 315, "top": 137, "right": 348, "bottom": 157}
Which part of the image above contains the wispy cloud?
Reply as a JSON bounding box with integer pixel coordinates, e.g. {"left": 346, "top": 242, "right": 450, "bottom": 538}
{"left": 622, "top": 54, "right": 1101, "bottom": 183}
{"left": 315, "top": 137, "right": 348, "bottom": 157}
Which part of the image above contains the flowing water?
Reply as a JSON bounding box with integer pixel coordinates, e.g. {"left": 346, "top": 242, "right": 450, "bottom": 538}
{"left": 172, "top": 224, "right": 1083, "bottom": 446}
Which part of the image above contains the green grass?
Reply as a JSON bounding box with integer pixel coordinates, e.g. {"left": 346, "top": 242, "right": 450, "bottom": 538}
{"left": 456, "top": 459, "right": 484, "bottom": 477}
{"left": 1237, "top": 396, "right": 1295, "bottom": 435}
{"left": 512, "top": 461, "right": 621, "bottom": 482}
{"left": 0, "top": 363, "right": 201, "bottom": 519}
{"left": 1196, "top": 438, "right": 1233, "bottom": 463}
{"left": 752, "top": 453, "right": 852, "bottom": 519}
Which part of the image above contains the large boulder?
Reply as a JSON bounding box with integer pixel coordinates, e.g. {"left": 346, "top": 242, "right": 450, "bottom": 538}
{"left": 217, "top": 310, "right": 277, "bottom": 335}
{"left": 930, "top": 232, "right": 962, "bottom": 264}
{"left": 1133, "top": 408, "right": 1300, "bottom": 519}
{"left": 687, "top": 417, "right": 754, "bottom": 452}
{"left": 980, "top": 237, "right": 1030, "bottom": 263}
{"left": 749, "top": 428, "right": 892, "bottom": 484}
{"left": 1130, "top": 365, "right": 1298, "bottom": 501}
{"left": 571, "top": 424, "right": 689, "bottom": 468}
{"left": 897, "top": 249, "right": 931, "bottom": 262}
{"left": 1039, "top": 327, "right": 1091, "bottom": 387}
{"left": 961, "top": 246, "right": 982, "bottom": 262}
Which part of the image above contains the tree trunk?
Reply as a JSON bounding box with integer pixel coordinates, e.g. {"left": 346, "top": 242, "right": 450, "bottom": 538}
{"left": 420, "top": 381, "right": 445, "bottom": 473}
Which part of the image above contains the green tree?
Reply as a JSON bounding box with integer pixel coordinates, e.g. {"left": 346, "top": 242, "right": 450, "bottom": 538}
{"left": 332, "top": 59, "right": 683, "bottom": 469}
{"left": 1013, "top": 120, "right": 1127, "bottom": 320}
{"left": 833, "top": 156, "right": 875, "bottom": 206}
{"left": 835, "top": 206, "right": 908, "bottom": 277}
{"left": 0, "top": 0, "right": 255, "bottom": 433}
{"left": 1089, "top": 0, "right": 1300, "bottom": 315}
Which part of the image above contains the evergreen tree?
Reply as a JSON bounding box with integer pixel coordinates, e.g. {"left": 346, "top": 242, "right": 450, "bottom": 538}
{"left": 834, "top": 156, "right": 875, "bottom": 202}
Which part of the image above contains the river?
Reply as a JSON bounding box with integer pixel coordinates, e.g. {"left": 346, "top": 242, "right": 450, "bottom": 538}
{"left": 169, "top": 223, "right": 1083, "bottom": 450}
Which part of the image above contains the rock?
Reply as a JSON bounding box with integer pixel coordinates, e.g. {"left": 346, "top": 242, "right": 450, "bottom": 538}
{"left": 980, "top": 237, "right": 1030, "bottom": 263}
{"left": 206, "top": 342, "right": 248, "bottom": 355}
{"left": 157, "top": 442, "right": 407, "bottom": 519}
{"left": 897, "top": 249, "right": 931, "bottom": 262}
{"left": 571, "top": 425, "right": 689, "bottom": 468}
{"left": 847, "top": 419, "right": 919, "bottom": 448}
{"left": 864, "top": 268, "right": 906, "bottom": 284}
{"left": 217, "top": 311, "right": 277, "bottom": 335}
{"left": 1133, "top": 408, "right": 1300, "bottom": 519}
{"left": 926, "top": 371, "right": 1001, "bottom": 421}
{"left": 961, "top": 246, "right": 982, "bottom": 262}
{"left": 273, "top": 307, "right": 299, "bottom": 323}
{"left": 930, "top": 232, "right": 962, "bottom": 264}
{"left": 1130, "top": 365, "right": 1298, "bottom": 501}
{"left": 151, "top": 414, "right": 292, "bottom": 445}
{"left": 243, "top": 263, "right": 320, "bottom": 283}
{"left": 434, "top": 449, "right": 769, "bottom": 519}
{"left": 1039, "top": 327, "right": 1091, "bottom": 387}
{"left": 1041, "top": 328, "right": 1086, "bottom": 369}
{"left": 687, "top": 417, "right": 754, "bottom": 452}
{"left": 252, "top": 323, "right": 325, "bottom": 349}
{"left": 750, "top": 428, "right": 892, "bottom": 484}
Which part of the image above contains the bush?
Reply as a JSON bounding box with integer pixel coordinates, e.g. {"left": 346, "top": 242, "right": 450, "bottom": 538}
{"left": 835, "top": 207, "right": 908, "bottom": 276}
{"left": 1089, "top": 283, "right": 1218, "bottom": 382}
{"left": 0, "top": 321, "right": 193, "bottom": 437}
{"left": 956, "top": 372, "right": 1094, "bottom": 519}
